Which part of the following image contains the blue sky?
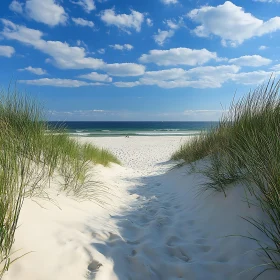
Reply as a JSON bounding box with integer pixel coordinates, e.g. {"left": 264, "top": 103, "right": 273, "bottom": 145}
{"left": 0, "top": 0, "right": 280, "bottom": 121}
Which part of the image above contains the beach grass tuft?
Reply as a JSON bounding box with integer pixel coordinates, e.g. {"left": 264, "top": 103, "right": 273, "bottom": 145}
{"left": 0, "top": 88, "right": 119, "bottom": 276}
{"left": 172, "top": 77, "right": 280, "bottom": 277}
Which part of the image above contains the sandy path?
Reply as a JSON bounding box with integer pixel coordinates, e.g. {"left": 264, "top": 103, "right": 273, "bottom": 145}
{"left": 3, "top": 136, "right": 279, "bottom": 280}
{"left": 78, "top": 136, "right": 278, "bottom": 280}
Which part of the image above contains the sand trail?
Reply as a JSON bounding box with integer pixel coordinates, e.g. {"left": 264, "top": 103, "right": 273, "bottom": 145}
{"left": 3, "top": 136, "right": 279, "bottom": 280}
{"left": 80, "top": 137, "right": 277, "bottom": 280}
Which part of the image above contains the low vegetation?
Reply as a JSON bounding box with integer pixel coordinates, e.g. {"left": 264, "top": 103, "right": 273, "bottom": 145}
{"left": 172, "top": 78, "right": 280, "bottom": 278}
{"left": 0, "top": 89, "right": 119, "bottom": 277}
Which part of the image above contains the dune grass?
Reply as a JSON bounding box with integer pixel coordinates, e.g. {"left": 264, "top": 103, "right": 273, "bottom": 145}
{"left": 0, "top": 89, "right": 119, "bottom": 277}
{"left": 172, "top": 78, "right": 280, "bottom": 277}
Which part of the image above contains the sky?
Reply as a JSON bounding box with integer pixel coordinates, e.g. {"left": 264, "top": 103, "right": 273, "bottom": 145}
{"left": 0, "top": 0, "right": 280, "bottom": 121}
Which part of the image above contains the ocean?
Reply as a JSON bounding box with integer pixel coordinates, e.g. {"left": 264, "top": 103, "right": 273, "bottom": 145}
{"left": 47, "top": 121, "right": 217, "bottom": 137}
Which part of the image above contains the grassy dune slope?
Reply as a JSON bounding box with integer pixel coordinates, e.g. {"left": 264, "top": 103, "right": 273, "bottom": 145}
{"left": 172, "top": 79, "right": 280, "bottom": 278}
{"left": 0, "top": 91, "right": 119, "bottom": 277}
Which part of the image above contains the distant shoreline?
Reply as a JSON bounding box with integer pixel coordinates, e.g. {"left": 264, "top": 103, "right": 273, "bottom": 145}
{"left": 46, "top": 121, "right": 217, "bottom": 137}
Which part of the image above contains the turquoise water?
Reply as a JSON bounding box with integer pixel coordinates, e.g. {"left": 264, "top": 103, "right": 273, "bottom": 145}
{"left": 48, "top": 121, "right": 217, "bottom": 137}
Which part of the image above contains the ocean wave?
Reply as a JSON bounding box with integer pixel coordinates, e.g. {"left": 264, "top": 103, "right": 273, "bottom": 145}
{"left": 68, "top": 130, "right": 201, "bottom": 137}
{"left": 154, "top": 129, "right": 180, "bottom": 131}
{"left": 71, "top": 132, "right": 92, "bottom": 136}
{"left": 135, "top": 131, "right": 200, "bottom": 136}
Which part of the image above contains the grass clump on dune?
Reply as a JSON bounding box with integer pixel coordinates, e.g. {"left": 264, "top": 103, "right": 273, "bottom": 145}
{"left": 0, "top": 88, "right": 119, "bottom": 277}
{"left": 172, "top": 78, "right": 280, "bottom": 277}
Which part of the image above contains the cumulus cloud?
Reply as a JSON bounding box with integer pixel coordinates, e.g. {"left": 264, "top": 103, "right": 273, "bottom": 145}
{"left": 9, "top": 0, "right": 67, "bottom": 26}
{"left": 165, "top": 18, "right": 184, "bottom": 30}
{"left": 188, "top": 1, "right": 280, "bottom": 46}
{"left": 112, "top": 66, "right": 275, "bottom": 89}
{"left": 71, "top": 0, "right": 95, "bottom": 13}
{"left": 139, "top": 65, "right": 240, "bottom": 88}
{"left": 228, "top": 55, "right": 271, "bottom": 67}
{"left": 98, "top": 48, "right": 105, "bottom": 54}
{"left": 153, "top": 29, "right": 175, "bottom": 46}
{"left": 271, "top": 64, "right": 280, "bottom": 71}
{"left": 100, "top": 9, "right": 145, "bottom": 33}
{"left": 153, "top": 18, "right": 184, "bottom": 45}
{"left": 146, "top": 18, "right": 153, "bottom": 27}
{"left": 114, "top": 81, "right": 140, "bottom": 87}
{"left": 161, "top": 0, "right": 178, "bottom": 4}
{"left": 72, "top": 17, "right": 94, "bottom": 27}
{"left": 25, "top": 0, "right": 67, "bottom": 26}
{"left": 9, "top": 0, "right": 23, "bottom": 13}
{"left": 259, "top": 45, "right": 268, "bottom": 50}
{"left": 1, "top": 20, "right": 104, "bottom": 69}
{"left": 230, "top": 71, "right": 276, "bottom": 85}
{"left": 139, "top": 48, "right": 218, "bottom": 66}
{"left": 143, "top": 68, "right": 187, "bottom": 81}
{"left": 78, "top": 71, "right": 112, "bottom": 82}
{"left": 113, "top": 65, "right": 240, "bottom": 89}
{"left": 109, "top": 44, "right": 133, "bottom": 51}
{"left": 0, "top": 45, "right": 15, "bottom": 57}
{"left": 19, "top": 78, "right": 104, "bottom": 87}
{"left": 18, "top": 66, "right": 47, "bottom": 75}
{"left": 103, "top": 63, "right": 145, "bottom": 77}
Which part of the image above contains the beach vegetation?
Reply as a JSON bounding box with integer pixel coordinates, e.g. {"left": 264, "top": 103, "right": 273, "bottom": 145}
{"left": 172, "top": 78, "right": 280, "bottom": 277}
{"left": 0, "top": 88, "right": 119, "bottom": 277}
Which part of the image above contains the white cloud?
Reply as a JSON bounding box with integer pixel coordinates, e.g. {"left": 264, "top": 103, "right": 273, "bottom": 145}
{"left": 153, "top": 18, "right": 183, "bottom": 45}
{"left": 18, "top": 66, "right": 47, "bottom": 75}
{"left": 165, "top": 18, "right": 184, "bottom": 30}
{"left": 153, "top": 29, "right": 174, "bottom": 45}
{"left": 98, "top": 48, "right": 105, "bottom": 54}
{"left": 103, "top": 63, "right": 145, "bottom": 77}
{"left": 72, "top": 18, "right": 94, "bottom": 27}
{"left": 161, "top": 0, "right": 178, "bottom": 4}
{"left": 76, "top": 40, "right": 88, "bottom": 48}
{"left": 71, "top": 0, "right": 95, "bottom": 13}
{"left": 230, "top": 71, "right": 275, "bottom": 85}
{"left": 259, "top": 45, "right": 268, "bottom": 50}
{"left": 25, "top": 0, "right": 67, "bottom": 27}
{"left": 143, "top": 68, "right": 187, "bottom": 81}
{"left": 140, "top": 79, "right": 219, "bottom": 89}
{"left": 78, "top": 71, "right": 112, "bottom": 82}
{"left": 188, "top": 1, "right": 280, "bottom": 46}
{"left": 146, "top": 18, "right": 153, "bottom": 27}
{"left": 9, "top": 0, "right": 23, "bottom": 13}
{"left": 140, "top": 65, "right": 240, "bottom": 88}
{"left": 19, "top": 78, "right": 104, "bottom": 87}
{"left": 111, "top": 66, "right": 275, "bottom": 89}
{"left": 1, "top": 20, "right": 104, "bottom": 69}
{"left": 109, "top": 44, "right": 133, "bottom": 51}
{"left": 0, "top": 45, "right": 15, "bottom": 57}
{"left": 271, "top": 64, "right": 280, "bottom": 71}
{"left": 114, "top": 81, "right": 140, "bottom": 87}
{"left": 100, "top": 9, "right": 145, "bottom": 33}
{"left": 139, "top": 48, "right": 218, "bottom": 66}
{"left": 228, "top": 55, "right": 271, "bottom": 67}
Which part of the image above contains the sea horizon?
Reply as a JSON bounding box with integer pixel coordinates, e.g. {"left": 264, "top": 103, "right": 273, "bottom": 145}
{"left": 48, "top": 121, "right": 218, "bottom": 137}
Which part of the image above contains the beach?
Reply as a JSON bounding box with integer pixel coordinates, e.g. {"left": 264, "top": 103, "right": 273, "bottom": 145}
{"left": 2, "top": 135, "right": 277, "bottom": 280}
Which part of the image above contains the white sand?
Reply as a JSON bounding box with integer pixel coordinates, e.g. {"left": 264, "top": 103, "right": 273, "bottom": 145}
{"left": 3, "top": 136, "right": 279, "bottom": 280}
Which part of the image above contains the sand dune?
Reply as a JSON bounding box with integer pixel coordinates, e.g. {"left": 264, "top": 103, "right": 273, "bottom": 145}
{"left": 3, "top": 136, "right": 278, "bottom": 280}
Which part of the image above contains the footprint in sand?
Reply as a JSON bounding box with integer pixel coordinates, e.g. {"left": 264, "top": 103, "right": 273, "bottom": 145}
{"left": 166, "top": 236, "right": 182, "bottom": 247}
{"left": 167, "top": 246, "right": 190, "bottom": 262}
{"left": 87, "top": 260, "right": 102, "bottom": 273}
